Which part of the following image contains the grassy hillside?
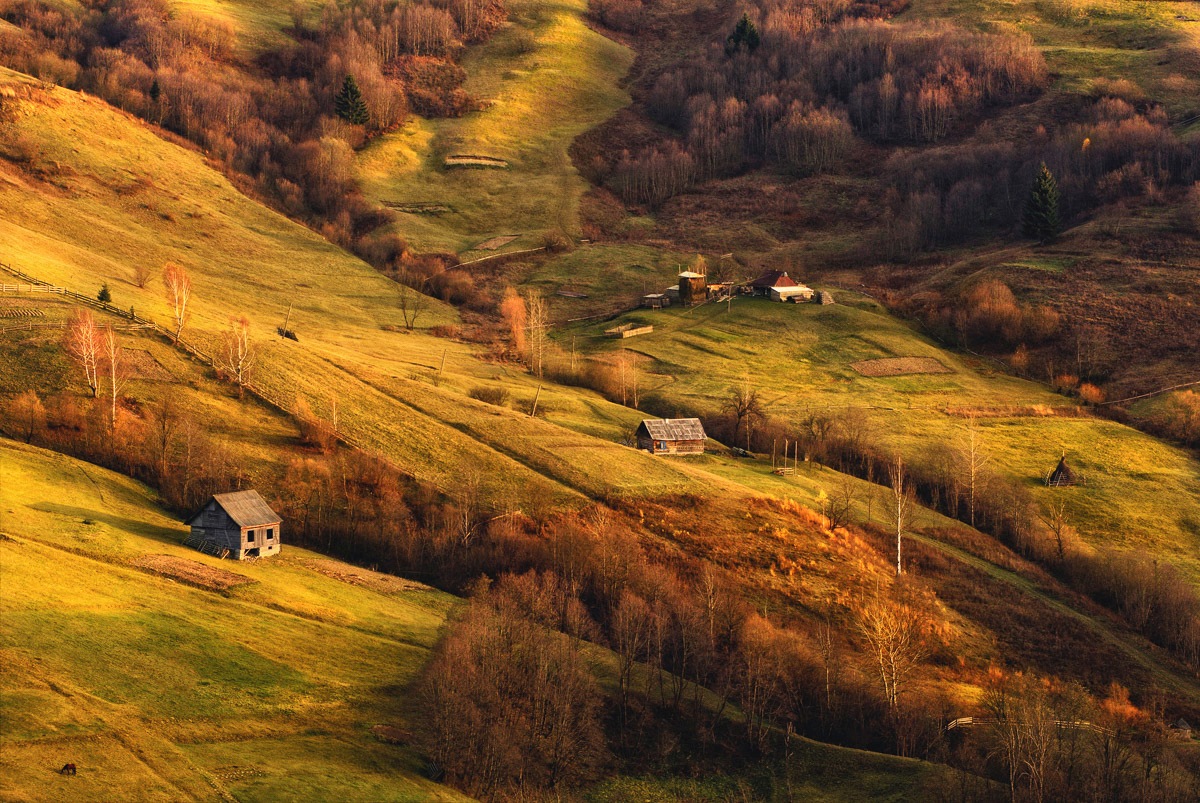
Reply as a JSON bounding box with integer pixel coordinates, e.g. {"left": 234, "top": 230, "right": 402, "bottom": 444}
{"left": 0, "top": 67, "right": 711, "bottom": 508}
{"left": 568, "top": 294, "right": 1200, "bottom": 582}
{"left": 0, "top": 438, "right": 465, "bottom": 802}
{"left": 356, "top": 0, "right": 634, "bottom": 254}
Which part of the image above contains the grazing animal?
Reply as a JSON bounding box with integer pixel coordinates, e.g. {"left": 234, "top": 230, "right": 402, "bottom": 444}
{"left": 59, "top": 763, "right": 76, "bottom": 776}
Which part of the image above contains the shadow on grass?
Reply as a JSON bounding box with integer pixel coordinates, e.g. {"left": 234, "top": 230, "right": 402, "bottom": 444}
{"left": 31, "top": 503, "right": 185, "bottom": 545}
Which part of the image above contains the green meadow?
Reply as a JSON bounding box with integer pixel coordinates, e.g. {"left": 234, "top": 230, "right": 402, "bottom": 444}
{"left": 0, "top": 438, "right": 465, "bottom": 802}
{"left": 356, "top": 0, "right": 634, "bottom": 254}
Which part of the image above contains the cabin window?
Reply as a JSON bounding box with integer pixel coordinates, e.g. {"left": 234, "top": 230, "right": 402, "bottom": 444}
{"left": 266, "top": 528, "right": 274, "bottom": 540}
{"left": 246, "top": 530, "right": 255, "bottom": 543}
{"left": 657, "top": 441, "right": 666, "bottom": 450}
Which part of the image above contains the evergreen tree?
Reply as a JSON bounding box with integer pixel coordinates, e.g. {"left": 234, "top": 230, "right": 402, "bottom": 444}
{"left": 1022, "top": 162, "right": 1061, "bottom": 244}
{"left": 97, "top": 283, "right": 111, "bottom": 303}
{"left": 725, "top": 13, "right": 760, "bottom": 56}
{"left": 334, "top": 74, "right": 369, "bottom": 126}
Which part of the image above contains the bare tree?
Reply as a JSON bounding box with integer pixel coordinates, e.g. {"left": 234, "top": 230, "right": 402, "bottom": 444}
{"left": 64, "top": 308, "right": 102, "bottom": 398}
{"left": 984, "top": 673, "right": 1059, "bottom": 803}
{"left": 857, "top": 595, "right": 929, "bottom": 712}
{"left": 499, "top": 286, "right": 527, "bottom": 355}
{"left": 959, "top": 417, "right": 990, "bottom": 527}
{"left": 526, "top": 289, "right": 549, "bottom": 379}
{"left": 1039, "top": 497, "right": 1073, "bottom": 563}
{"left": 7, "top": 390, "right": 46, "bottom": 443}
{"left": 100, "top": 325, "right": 129, "bottom": 430}
{"left": 825, "top": 476, "right": 858, "bottom": 532}
{"left": 886, "top": 454, "right": 916, "bottom": 576}
{"left": 397, "top": 269, "right": 429, "bottom": 331}
{"left": 162, "top": 261, "right": 192, "bottom": 342}
{"left": 132, "top": 263, "right": 153, "bottom": 289}
{"left": 724, "top": 380, "right": 765, "bottom": 447}
{"left": 147, "top": 396, "right": 177, "bottom": 482}
{"left": 216, "top": 316, "right": 256, "bottom": 396}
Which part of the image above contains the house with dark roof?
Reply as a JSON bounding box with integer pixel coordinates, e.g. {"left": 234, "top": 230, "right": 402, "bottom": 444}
{"left": 636, "top": 418, "right": 707, "bottom": 455}
{"left": 185, "top": 490, "right": 282, "bottom": 560}
{"left": 746, "top": 270, "right": 798, "bottom": 297}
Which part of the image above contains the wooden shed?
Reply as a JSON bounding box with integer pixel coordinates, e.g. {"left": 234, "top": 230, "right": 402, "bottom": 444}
{"left": 636, "top": 418, "right": 707, "bottom": 455}
{"left": 185, "top": 490, "right": 282, "bottom": 560}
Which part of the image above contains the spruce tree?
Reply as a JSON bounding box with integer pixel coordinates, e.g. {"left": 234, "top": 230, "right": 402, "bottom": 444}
{"left": 334, "top": 74, "right": 369, "bottom": 126}
{"left": 1022, "top": 162, "right": 1061, "bottom": 244}
{"left": 97, "top": 283, "right": 111, "bottom": 303}
{"left": 725, "top": 13, "right": 760, "bottom": 55}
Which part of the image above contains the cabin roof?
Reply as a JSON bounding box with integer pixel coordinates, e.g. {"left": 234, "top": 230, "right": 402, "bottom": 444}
{"left": 678, "top": 271, "right": 705, "bottom": 279}
{"left": 638, "top": 418, "right": 707, "bottom": 441}
{"left": 188, "top": 490, "right": 280, "bottom": 527}
{"left": 748, "top": 270, "right": 796, "bottom": 289}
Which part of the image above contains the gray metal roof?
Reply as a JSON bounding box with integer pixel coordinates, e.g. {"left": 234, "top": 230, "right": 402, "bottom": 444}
{"left": 638, "top": 418, "right": 706, "bottom": 441}
{"left": 211, "top": 490, "right": 281, "bottom": 527}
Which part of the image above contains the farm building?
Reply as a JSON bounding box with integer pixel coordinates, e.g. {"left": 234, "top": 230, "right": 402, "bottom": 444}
{"left": 746, "top": 270, "right": 798, "bottom": 297}
{"left": 678, "top": 270, "right": 707, "bottom": 306}
{"left": 185, "top": 490, "right": 282, "bottom": 560}
{"left": 771, "top": 285, "right": 814, "bottom": 302}
{"left": 1170, "top": 719, "right": 1193, "bottom": 740}
{"left": 636, "top": 418, "right": 707, "bottom": 455}
{"left": 642, "top": 293, "right": 669, "bottom": 309}
{"left": 1045, "top": 456, "right": 1081, "bottom": 487}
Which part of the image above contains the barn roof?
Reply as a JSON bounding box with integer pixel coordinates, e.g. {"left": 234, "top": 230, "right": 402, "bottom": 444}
{"left": 637, "top": 418, "right": 707, "bottom": 441}
{"left": 678, "top": 271, "right": 705, "bottom": 279}
{"left": 188, "top": 490, "right": 281, "bottom": 527}
{"left": 748, "top": 270, "right": 796, "bottom": 289}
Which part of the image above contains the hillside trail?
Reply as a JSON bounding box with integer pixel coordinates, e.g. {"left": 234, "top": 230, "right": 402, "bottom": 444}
{"left": 908, "top": 531, "right": 1200, "bottom": 706}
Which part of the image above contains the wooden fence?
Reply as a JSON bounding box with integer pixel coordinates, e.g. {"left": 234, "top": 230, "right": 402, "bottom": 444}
{"left": 945, "top": 716, "right": 1113, "bottom": 736}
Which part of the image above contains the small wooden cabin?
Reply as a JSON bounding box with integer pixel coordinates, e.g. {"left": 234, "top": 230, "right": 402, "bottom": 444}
{"left": 636, "top": 418, "right": 707, "bottom": 455}
{"left": 186, "top": 490, "right": 282, "bottom": 560}
{"left": 1169, "top": 719, "right": 1193, "bottom": 741}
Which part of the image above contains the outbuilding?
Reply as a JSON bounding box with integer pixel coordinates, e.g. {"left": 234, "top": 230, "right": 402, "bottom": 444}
{"left": 185, "top": 490, "right": 282, "bottom": 559}
{"left": 636, "top": 418, "right": 707, "bottom": 455}
{"left": 771, "top": 285, "right": 814, "bottom": 302}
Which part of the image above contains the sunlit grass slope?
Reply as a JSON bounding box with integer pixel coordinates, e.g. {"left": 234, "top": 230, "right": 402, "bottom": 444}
{"left": 0, "top": 67, "right": 716, "bottom": 507}
{"left": 0, "top": 438, "right": 466, "bottom": 802}
{"left": 356, "top": 0, "right": 634, "bottom": 253}
{"left": 570, "top": 295, "right": 1200, "bottom": 581}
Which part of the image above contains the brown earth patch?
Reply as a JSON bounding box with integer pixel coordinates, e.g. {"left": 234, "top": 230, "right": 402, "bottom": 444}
{"left": 300, "top": 558, "right": 432, "bottom": 594}
{"left": 472, "top": 234, "right": 519, "bottom": 251}
{"left": 851, "top": 356, "right": 952, "bottom": 377}
{"left": 371, "top": 724, "right": 412, "bottom": 744}
{"left": 132, "top": 554, "right": 253, "bottom": 591}
{"left": 122, "top": 348, "right": 175, "bottom": 381}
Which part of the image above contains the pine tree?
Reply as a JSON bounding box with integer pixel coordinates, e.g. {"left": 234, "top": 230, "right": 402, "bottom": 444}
{"left": 97, "top": 282, "right": 111, "bottom": 303}
{"left": 334, "top": 74, "right": 369, "bottom": 126}
{"left": 1022, "top": 162, "right": 1061, "bottom": 244}
{"left": 725, "top": 13, "right": 760, "bottom": 55}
